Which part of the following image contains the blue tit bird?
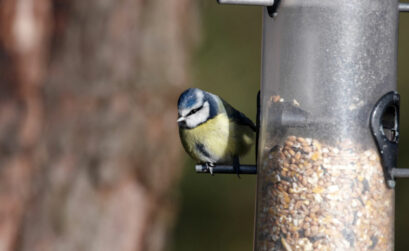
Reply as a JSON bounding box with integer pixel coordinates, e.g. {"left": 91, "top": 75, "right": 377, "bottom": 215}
{"left": 177, "top": 88, "right": 256, "bottom": 175}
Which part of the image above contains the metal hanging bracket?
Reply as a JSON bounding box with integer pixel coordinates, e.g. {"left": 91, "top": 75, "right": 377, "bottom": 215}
{"left": 218, "top": 1, "right": 408, "bottom": 12}
{"left": 370, "top": 91, "right": 409, "bottom": 188}
{"left": 400, "top": 2, "right": 409, "bottom": 12}
{"left": 217, "top": 0, "right": 281, "bottom": 17}
{"left": 217, "top": 0, "right": 275, "bottom": 6}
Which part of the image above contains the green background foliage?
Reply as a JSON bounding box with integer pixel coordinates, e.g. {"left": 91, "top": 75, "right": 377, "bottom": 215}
{"left": 172, "top": 1, "right": 409, "bottom": 250}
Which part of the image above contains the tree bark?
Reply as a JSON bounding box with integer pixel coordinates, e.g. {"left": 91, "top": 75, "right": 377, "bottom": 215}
{"left": 0, "top": 0, "right": 198, "bottom": 250}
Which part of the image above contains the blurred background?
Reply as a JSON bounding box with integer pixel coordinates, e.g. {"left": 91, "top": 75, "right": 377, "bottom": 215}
{"left": 0, "top": 1, "right": 407, "bottom": 251}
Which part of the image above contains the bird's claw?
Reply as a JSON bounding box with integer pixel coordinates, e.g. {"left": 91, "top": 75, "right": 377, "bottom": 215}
{"left": 206, "top": 163, "right": 215, "bottom": 176}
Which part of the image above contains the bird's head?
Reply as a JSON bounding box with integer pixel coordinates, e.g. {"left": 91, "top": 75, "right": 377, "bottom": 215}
{"left": 177, "top": 88, "right": 218, "bottom": 129}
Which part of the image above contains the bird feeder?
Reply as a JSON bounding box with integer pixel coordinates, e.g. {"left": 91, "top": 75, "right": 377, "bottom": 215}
{"left": 198, "top": 0, "right": 409, "bottom": 250}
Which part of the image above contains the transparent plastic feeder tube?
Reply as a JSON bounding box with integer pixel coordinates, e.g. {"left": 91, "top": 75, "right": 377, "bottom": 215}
{"left": 255, "top": 0, "right": 398, "bottom": 250}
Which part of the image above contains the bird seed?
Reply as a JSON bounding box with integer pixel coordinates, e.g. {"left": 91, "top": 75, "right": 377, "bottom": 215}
{"left": 255, "top": 136, "right": 394, "bottom": 251}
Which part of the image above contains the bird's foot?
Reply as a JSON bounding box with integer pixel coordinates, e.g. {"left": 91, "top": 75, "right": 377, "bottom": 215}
{"left": 206, "top": 163, "right": 215, "bottom": 176}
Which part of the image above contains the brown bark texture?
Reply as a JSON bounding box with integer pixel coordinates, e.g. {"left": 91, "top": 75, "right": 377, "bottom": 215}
{"left": 0, "top": 0, "right": 199, "bottom": 250}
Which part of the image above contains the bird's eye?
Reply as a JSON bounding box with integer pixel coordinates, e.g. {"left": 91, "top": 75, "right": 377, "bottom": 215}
{"left": 187, "top": 106, "right": 202, "bottom": 116}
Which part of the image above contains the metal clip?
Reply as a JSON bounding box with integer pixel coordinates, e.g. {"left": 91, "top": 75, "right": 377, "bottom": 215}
{"left": 370, "top": 91, "right": 409, "bottom": 188}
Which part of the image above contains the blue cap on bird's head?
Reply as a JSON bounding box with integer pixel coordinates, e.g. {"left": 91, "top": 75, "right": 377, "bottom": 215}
{"left": 178, "top": 88, "right": 203, "bottom": 111}
{"left": 177, "top": 88, "right": 218, "bottom": 129}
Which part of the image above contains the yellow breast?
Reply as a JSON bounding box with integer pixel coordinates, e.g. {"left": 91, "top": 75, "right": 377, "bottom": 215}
{"left": 179, "top": 113, "right": 255, "bottom": 164}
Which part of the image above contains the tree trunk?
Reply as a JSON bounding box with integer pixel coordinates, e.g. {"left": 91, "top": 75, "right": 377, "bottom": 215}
{"left": 0, "top": 0, "right": 198, "bottom": 250}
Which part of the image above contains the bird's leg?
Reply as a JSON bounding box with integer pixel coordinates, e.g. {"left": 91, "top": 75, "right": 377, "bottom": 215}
{"left": 206, "top": 162, "right": 215, "bottom": 176}
{"left": 233, "top": 156, "right": 240, "bottom": 178}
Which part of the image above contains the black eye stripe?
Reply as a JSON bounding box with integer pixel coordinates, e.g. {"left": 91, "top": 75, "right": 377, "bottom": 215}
{"left": 187, "top": 105, "right": 203, "bottom": 116}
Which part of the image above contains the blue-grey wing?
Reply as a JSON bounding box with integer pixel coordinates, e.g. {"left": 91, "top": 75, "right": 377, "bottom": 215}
{"left": 222, "top": 100, "right": 256, "bottom": 131}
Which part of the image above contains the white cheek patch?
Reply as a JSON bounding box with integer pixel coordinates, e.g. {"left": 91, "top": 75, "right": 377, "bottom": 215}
{"left": 186, "top": 101, "right": 210, "bottom": 128}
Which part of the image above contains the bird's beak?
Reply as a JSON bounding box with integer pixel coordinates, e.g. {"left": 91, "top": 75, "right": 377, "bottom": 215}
{"left": 177, "top": 117, "right": 186, "bottom": 123}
